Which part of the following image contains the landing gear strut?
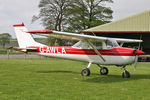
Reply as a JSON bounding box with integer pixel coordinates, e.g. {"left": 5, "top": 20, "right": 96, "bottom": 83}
{"left": 81, "top": 63, "right": 130, "bottom": 78}
{"left": 122, "top": 66, "right": 130, "bottom": 78}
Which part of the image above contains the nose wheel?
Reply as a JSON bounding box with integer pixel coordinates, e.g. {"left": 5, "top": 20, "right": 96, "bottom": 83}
{"left": 122, "top": 70, "right": 130, "bottom": 78}
{"left": 122, "top": 66, "right": 130, "bottom": 78}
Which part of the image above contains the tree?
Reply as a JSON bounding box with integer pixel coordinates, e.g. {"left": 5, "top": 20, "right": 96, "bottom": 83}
{"left": 0, "top": 33, "right": 11, "bottom": 48}
{"left": 33, "top": 0, "right": 74, "bottom": 46}
{"left": 32, "top": 0, "right": 73, "bottom": 31}
{"left": 33, "top": 0, "right": 113, "bottom": 45}
{"left": 66, "top": 0, "right": 113, "bottom": 32}
{"left": 33, "top": 0, "right": 113, "bottom": 32}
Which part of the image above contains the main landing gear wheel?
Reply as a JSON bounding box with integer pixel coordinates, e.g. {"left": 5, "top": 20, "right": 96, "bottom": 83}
{"left": 122, "top": 71, "right": 130, "bottom": 78}
{"left": 100, "top": 67, "right": 109, "bottom": 75}
{"left": 81, "top": 68, "right": 90, "bottom": 76}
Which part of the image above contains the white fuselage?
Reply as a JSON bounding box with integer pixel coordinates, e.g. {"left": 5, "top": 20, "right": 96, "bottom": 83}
{"left": 38, "top": 53, "right": 135, "bottom": 65}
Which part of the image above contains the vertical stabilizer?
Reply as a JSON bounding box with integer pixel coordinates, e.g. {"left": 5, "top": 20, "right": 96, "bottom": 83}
{"left": 13, "top": 23, "right": 45, "bottom": 48}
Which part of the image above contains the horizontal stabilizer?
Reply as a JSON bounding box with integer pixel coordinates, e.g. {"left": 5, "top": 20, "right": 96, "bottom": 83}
{"left": 7, "top": 47, "right": 38, "bottom": 53}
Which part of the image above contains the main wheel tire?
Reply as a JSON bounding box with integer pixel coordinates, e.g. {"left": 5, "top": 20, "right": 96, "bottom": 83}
{"left": 100, "top": 67, "right": 109, "bottom": 75}
{"left": 122, "top": 71, "right": 130, "bottom": 78}
{"left": 81, "top": 68, "right": 90, "bottom": 76}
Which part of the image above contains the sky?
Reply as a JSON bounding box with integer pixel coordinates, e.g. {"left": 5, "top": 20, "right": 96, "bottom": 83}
{"left": 0, "top": 0, "right": 150, "bottom": 38}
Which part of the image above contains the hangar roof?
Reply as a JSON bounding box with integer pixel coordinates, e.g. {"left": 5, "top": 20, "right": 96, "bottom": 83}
{"left": 83, "top": 10, "right": 150, "bottom": 34}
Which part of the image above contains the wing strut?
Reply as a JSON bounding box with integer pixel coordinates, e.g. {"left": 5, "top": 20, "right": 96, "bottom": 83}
{"left": 86, "top": 40, "right": 106, "bottom": 62}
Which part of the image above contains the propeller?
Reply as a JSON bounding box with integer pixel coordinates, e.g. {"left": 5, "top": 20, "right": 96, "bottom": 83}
{"left": 134, "top": 35, "right": 142, "bottom": 71}
{"left": 134, "top": 54, "right": 138, "bottom": 71}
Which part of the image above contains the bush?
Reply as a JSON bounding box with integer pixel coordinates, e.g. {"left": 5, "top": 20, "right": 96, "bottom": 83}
{"left": 0, "top": 49, "right": 7, "bottom": 54}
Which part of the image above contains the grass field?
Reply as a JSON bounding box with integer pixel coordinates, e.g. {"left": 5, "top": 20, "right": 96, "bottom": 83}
{"left": 0, "top": 58, "right": 150, "bottom": 100}
{"left": 0, "top": 49, "right": 24, "bottom": 55}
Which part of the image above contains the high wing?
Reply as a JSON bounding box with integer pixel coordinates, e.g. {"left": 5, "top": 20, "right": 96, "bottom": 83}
{"left": 27, "top": 30, "right": 80, "bottom": 40}
{"left": 27, "top": 30, "right": 143, "bottom": 43}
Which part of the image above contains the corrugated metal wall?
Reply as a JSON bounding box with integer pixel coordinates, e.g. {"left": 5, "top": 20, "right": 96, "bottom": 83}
{"left": 84, "top": 10, "right": 150, "bottom": 32}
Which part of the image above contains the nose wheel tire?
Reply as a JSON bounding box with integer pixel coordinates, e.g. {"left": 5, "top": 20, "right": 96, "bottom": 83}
{"left": 100, "top": 67, "right": 109, "bottom": 75}
{"left": 81, "top": 68, "right": 90, "bottom": 76}
{"left": 122, "top": 71, "right": 130, "bottom": 78}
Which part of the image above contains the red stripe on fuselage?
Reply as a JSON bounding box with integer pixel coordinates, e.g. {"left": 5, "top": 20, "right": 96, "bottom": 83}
{"left": 28, "top": 46, "right": 137, "bottom": 56}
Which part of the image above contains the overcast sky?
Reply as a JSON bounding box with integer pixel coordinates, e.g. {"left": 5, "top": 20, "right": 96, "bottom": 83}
{"left": 0, "top": 0, "right": 150, "bottom": 38}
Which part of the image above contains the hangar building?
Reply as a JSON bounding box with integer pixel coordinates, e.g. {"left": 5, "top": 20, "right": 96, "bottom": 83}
{"left": 83, "top": 10, "right": 150, "bottom": 57}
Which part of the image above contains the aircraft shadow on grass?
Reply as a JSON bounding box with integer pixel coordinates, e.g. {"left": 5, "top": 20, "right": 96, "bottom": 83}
{"left": 36, "top": 70, "right": 150, "bottom": 83}
{"left": 36, "top": 70, "right": 80, "bottom": 74}
{"left": 83, "top": 74, "right": 150, "bottom": 83}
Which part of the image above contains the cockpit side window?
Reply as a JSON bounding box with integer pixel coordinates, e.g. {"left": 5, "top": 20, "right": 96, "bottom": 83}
{"left": 94, "top": 42, "right": 102, "bottom": 49}
{"left": 106, "top": 39, "right": 119, "bottom": 49}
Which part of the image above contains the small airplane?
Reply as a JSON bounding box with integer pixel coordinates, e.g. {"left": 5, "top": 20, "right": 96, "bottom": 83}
{"left": 9, "top": 23, "right": 144, "bottom": 78}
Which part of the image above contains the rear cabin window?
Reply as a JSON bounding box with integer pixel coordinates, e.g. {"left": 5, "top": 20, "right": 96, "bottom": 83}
{"left": 73, "top": 41, "right": 102, "bottom": 49}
